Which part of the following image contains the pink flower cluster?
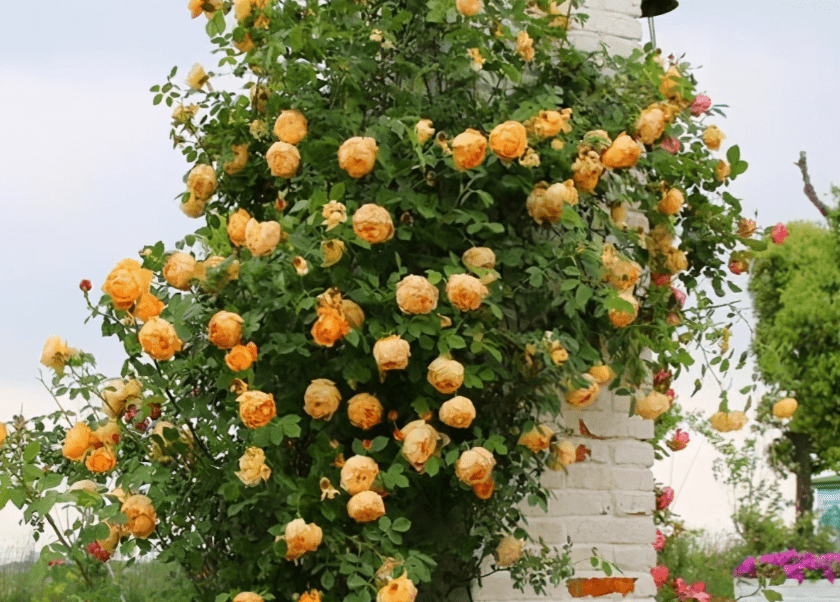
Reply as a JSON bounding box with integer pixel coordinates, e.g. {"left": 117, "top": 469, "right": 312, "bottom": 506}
{"left": 86, "top": 541, "right": 111, "bottom": 563}
{"left": 653, "top": 529, "right": 666, "bottom": 551}
{"left": 660, "top": 137, "right": 680, "bottom": 154}
{"left": 667, "top": 429, "right": 690, "bottom": 451}
{"left": 690, "top": 95, "right": 711, "bottom": 116}
{"left": 772, "top": 222, "right": 789, "bottom": 245}
{"left": 673, "top": 578, "right": 711, "bottom": 602}
{"left": 656, "top": 486, "right": 674, "bottom": 511}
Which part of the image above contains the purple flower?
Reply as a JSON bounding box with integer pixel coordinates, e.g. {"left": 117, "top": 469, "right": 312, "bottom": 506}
{"left": 734, "top": 557, "right": 756, "bottom": 577}
{"left": 822, "top": 569, "right": 836, "bottom": 583}
{"left": 783, "top": 564, "right": 805, "bottom": 583}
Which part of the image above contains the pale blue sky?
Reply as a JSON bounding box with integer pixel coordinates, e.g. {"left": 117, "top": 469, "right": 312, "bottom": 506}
{"left": 1, "top": 0, "right": 839, "bottom": 550}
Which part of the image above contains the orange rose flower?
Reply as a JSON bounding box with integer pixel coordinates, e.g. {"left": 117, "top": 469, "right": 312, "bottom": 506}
{"left": 373, "top": 335, "right": 410, "bottom": 373}
{"left": 472, "top": 478, "right": 494, "bottom": 499}
{"left": 132, "top": 293, "right": 165, "bottom": 322}
{"left": 311, "top": 306, "right": 351, "bottom": 347}
{"left": 489, "top": 121, "right": 527, "bottom": 161}
{"left": 340, "top": 455, "right": 380, "bottom": 495}
{"left": 353, "top": 204, "right": 395, "bottom": 244}
{"left": 303, "top": 379, "right": 342, "bottom": 420}
{"left": 456, "top": 0, "right": 482, "bottom": 16}
{"left": 266, "top": 141, "right": 301, "bottom": 178}
{"left": 237, "top": 390, "right": 277, "bottom": 428}
{"left": 427, "top": 355, "right": 464, "bottom": 394}
{"left": 517, "top": 424, "right": 555, "bottom": 452}
{"left": 225, "top": 344, "right": 258, "bottom": 372}
{"left": 186, "top": 164, "right": 217, "bottom": 200}
{"left": 347, "top": 393, "right": 383, "bottom": 430}
{"left": 63, "top": 422, "right": 98, "bottom": 462}
{"left": 102, "top": 259, "right": 154, "bottom": 310}
{"left": 273, "top": 110, "right": 308, "bottom": 145}
{"left": 601, "top": 133, "right": 642, "bottom": 169}
{"left": 138, "top": 317, "right": 183, "bottom": 361}
{"left": 245, "top": 219, "right": 283, "bottom": 257}
{"left": 657, "top": 188, "right": 685, "bottom": 216}
{"left": 395, "top": 275, "right": 439, "bottom": 315}
{"left": 445, "top": 274, "right": 489, "bottom": 311}
{"left": 284, "top": 518, "right": 323, "bottom": 560}
{"left": 85, "top": 447, "right": 117, "bottom": 473}
{"left": 377, "top": 572, "right": 418, "bottom": 602}
{"left": 635, "top": 106, "right": 667, "bottom": 144}
{"left": 163, "top": 252, "right": 197, "bottom": 291}
{"left": 455, "top": 447, "right": 495, "bottom": 485}
{"left": 347, "top": 490, "right": 386, "bottom": 523}
{"left": 208, "top": 311, "right": 243, "bottom": 349}
{"left": 565, "top": 374, "right": 600, "bottom": 407}
{"left": 438, "top": 396, "right": 475, "bottom": 428}
{"left": 451, "top": 128, "right": 487, "bottom": 171}
{"left": 338, "top": 137, "right": 378, "bottom": 178}
{"left": 121, "top": 494, "right": 157, "bottom": 539}
{"left": 227, "top": 208, "right": 251, "bottom": 247}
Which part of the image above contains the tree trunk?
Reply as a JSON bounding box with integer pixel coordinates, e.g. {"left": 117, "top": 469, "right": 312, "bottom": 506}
{"left": 788, "top": 432, "right": 814, "bottom": 532}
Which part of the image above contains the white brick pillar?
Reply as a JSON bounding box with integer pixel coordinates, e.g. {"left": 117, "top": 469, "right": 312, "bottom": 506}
{"left": 566, "top": 0, "right": 643, "bottom": 58}
{"left": 473, "top": 4, "right": 652, "bottom": 600}
{"left": 473, "top": 387, "right": 658, "bottom": 602}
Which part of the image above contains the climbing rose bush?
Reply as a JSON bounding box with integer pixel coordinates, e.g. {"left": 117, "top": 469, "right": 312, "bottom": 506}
{"left": 0, "top": 0, "right": 771, "bottom": 600}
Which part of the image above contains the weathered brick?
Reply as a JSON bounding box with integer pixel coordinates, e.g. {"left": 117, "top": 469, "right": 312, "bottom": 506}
{"left": 573, "top": 438, "right": 611, "bottom": 464}
{"left": 566, "top": 516, "right": 655, "bottom": 545}
{"left": 613, "top": 544, "right": 657, "bottom": 572}
{"left": 612, "top": 467, "right": 655, "bottom": 491}
{"left": 565, "top": 464, "right": 617, "bottom": 490}
{"left": 613, "top": 491, "right": 655, "bottom": 516}
{"left": 524, "top": 516, "right": 569, "bottom": 544}
{"left": 612, "top": 440, "right": 655, "bottom": 467}
{"left": 603, "top": 0, "right": 641, "bottom": 17}
{"left": 549, "top": 490, "right": 613, "bottom": 516}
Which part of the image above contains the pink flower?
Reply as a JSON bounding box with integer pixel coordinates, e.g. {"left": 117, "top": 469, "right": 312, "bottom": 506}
{"left": 671, "top": 287, "right": 686, "bottom": 308}
{"left": 651, "top": 565, "right": 669, "bottom": 588}
{"left": 86, "top": 541, "right": 111, "bottom": 563}
{"left": 667, "top": 429, "right": 690, "bottom": 451}
{"left": 690, "top": 95, "right": 711, "bottom": 116}
{"left": 660, "top": 137, "right": 680, "bottom": 154}
{"left": 653, "top": 369, "right": 672, "bottom": 387}
{"left": 673, "top": 578, "right": 711, "bottom": 602}
{"left": 656, "top": 486, "right": 675, "bottom": 510}
{"left": 728, "top": 261, "right": 744, "bottom": 275}
{"left": 771, "top": 222, "right": 789, "bottom": 245}
{"left": 79, "top": 279, "right": 92, "bottom": 292}
{"left": 653, "top": 529, "right": 666, "bottom": 551}
{"left": 651, "top": 273, "right": 671, "bottom": 287}
{"left": 665, "top": 389, "right": 676, "bottom": 401}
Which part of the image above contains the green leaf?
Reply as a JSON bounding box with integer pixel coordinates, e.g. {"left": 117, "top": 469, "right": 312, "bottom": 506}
{"left": 321, "top": 570, "right": 336, "bottom": 590}
{"left": 24, "top": 441, "right": 40, "bottom": 463}
{"left": 347, "top": 573, "right": 368, "bottom": 589}
{"left": 726, "top": 144, "right": 741, "bottom": 165}
{"left": 762, "top": 590, "right": 783, "bottom": 602}
{"left": 424, "top": 456, "right": 440, "bottom": 477}
{"left": 391, "top": 517, "right": 411, "bottom": 532}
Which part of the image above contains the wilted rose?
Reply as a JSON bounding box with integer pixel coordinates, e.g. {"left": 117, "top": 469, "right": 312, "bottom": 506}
{"left": 715, "top": 160, "right": 730, "bottom": 182}
{"left": 635, "top": 106, "right": 666, "bottom": 145}
{"left": 311, "top": 306, "right": 351, "bottom": 347}
{"left": 548, "top": 439, "right": 577, "bottom": 469}
{"left": 40, "top": 336, "right": 75, "bottom": 373}
{"left": 415, "top": 119, "right": 435, "bottom": 143}
{"left": 224, "top": 143, "right": 250, "bottom": 175}
{"left": 515, "top": 30, "right": 534, "bottom": 62}
{"left": 571, "top": 150, "right": 603, "bottom": 193}
{"left": 656, "top": 486, "right": 674, "bottom": 511}
{"left": 321, "top": 200, "right": 347, "bottom": 231}
{"left": 608, "top": 291, "right": 639, "bottom": 328}
{"left": 666, "top": 429, "right": 690, "bottom": 451}
{"left": 527, "top": 179, "right": 577, "bottom": 224}
{"left": 495, "top": 535, "right": 523, "bottom": 567}
{"left": 236, "top": 447, "right": 271, "bottom": 486}
{"left": 186, "top": 63, "right": 208, "bottom": 90}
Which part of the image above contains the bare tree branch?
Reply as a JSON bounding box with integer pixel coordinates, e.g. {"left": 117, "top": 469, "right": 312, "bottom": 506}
{"left": 794, "top": 151, "right": 829, "bottom": 217}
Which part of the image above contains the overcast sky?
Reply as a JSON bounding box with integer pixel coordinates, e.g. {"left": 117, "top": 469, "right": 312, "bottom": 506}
{"left": 2, "top": 0, "right": 839, "bottom": 555}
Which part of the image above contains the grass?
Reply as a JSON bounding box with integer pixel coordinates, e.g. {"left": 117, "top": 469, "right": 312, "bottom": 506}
{"left": 0, "top": 549, "right": 194, "bottom": 602}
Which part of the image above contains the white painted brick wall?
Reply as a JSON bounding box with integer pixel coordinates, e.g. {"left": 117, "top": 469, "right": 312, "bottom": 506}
{"left": 473, "top": 5, "right": 653, "bottom": 600}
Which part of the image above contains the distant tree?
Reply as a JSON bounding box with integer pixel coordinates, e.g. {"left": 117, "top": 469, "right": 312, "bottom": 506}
{"left": 749, "top": 219, "right": 840, "bottom": 523}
